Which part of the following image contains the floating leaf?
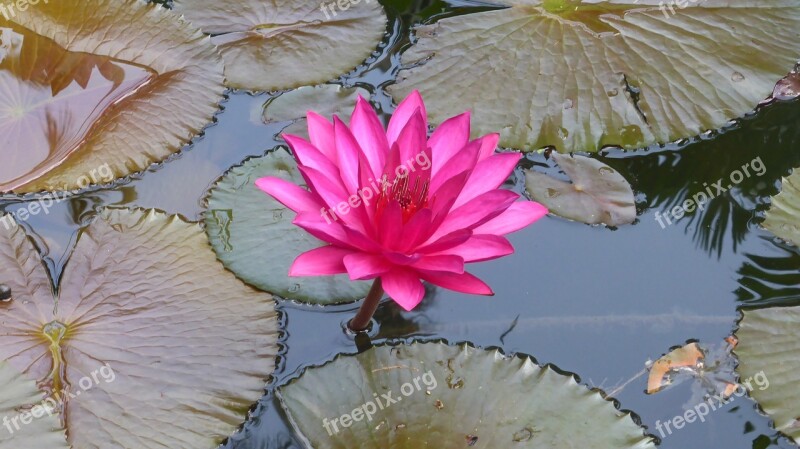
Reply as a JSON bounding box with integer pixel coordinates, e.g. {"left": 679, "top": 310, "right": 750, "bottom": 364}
{"left": 647, "top": 342, "right": 704, "bottom": 394}
{"left": 736, "top": 304, "right": 800, "bottom": 442}
{"left": 263, "top": 84, "right": 370, "bottom": 138}
{"left": 0, "top": 208, "right": 278, "bottom": 448}
{"left": 0, "top": 0, "right": 225, "bottom": 193}
{"left": 525, "top": 153, "right": 635, "bottom": 226}
{"left": 203, "top": 148, "right": 370, "bottom": 304}
{"left": 646, "top": 340, "right": 738, "bottom": 402}
{"left": 0, "top": 362, "right": 69, "bottom": 449}
{"left": 279, "top": 341, "right": 656, "bottom": 448}
{"left": 389, "top": 0, "right": 800, "bottom": 152}
{"left": 763, "top": 169, "right": 800, "bottom": 246}
{"left": 173, "top": 0, "right": 387, "bottom": 91}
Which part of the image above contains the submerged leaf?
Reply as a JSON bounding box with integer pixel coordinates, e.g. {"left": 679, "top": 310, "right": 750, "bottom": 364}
{"left": 173, "top": 0, "right": 387, "bottom": 91}
{"left": 263, "top": 84, "right": 370, "bottom": 138}
{"left": 203, "top": 148, "right": 370, "bottom": 304}
{"left": 279, "top": 341, "right": 656, "bottom": 448}
{"left": 0, "top": 362, "right": 69, "bottom": 449}
{"left": 0, "top": 0, "right": 225, "bottom": 193}
{"left": 525, "top": 153, "right": 635, "bottom": 226}
{"left": 763, "top": 169, "right": 800, "bottom": 246}
{"left": 390, "top": 0, "right": 800, "bottom": 152}
{"left": 0, "top": 208, "right": 279, "bottom": 448}
{"left": 736, "top": 305, "right": 800, "bottom": 442}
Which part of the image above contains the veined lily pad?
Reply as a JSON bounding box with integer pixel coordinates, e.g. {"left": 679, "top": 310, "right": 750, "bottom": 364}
{"left": 763, "top": 169, "right": 800, "bottom": 246}
{"left": 173, "top": 0, "right": 387, "bottom": 91}
{"left": 203, "top": 148, "right": 370, "bottom": 304}
{"left": 390, "top": 0, "right": 800, "bottom": 152}
{"left": 525, "top": 153, "right": 635, "bottom": 226}
{"left": 0, "top": 0, "right": 225, "bottom": 193}
{"left": 0, "top": 208, "right": 278, "bottom": 448}
{"left": 735, "top": 304, "right": 800, "bottom": 442}
{"left": 263, "top": 84, "right": 370, "bottom": 138}
{"left": 0, "top": 362, "right": 69, "bottom": 449}
{"left": 279, "top": 341, "right": 656, "bottom": 448}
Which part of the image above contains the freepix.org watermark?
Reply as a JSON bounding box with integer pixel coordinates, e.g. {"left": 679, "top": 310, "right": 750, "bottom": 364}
{"left": 654, "top": 370, "right": 769, "bottom": 439}
{"left": 658, "top": 0, "right": 704, "bottom": 19}
{"left": 319, "top": 0, "right": 371, "bottom": 20}
{"left": 654, "top": 156, "right": 766, "bottom": 229}
{"left": 0, "top": 0, "right": 49, "bottom": 20}
{"left": 2, "top": 363, "right": 116, "bottom": 436}
{"left": 322, "top": 369, "right": 438, "bottom": 436}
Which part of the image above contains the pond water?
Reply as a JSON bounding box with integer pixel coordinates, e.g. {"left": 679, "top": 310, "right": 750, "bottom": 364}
{"left": 2, "top": 0, "right": 799, "bottom": 448}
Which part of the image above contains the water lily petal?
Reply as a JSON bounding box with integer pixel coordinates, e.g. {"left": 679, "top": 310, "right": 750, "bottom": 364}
{"left": 350, "top": 96, "right": 389, "bottom": 179}
{"left": 476, "top": 133, "right": 500, "bottom": 161}
{"left": 429, "top": 138, "right": 480, "bottom": 193}
{"left": 378, "top": 201, "right": 404, "bottom": 249}
{"left": 418, "top": 270, "right": 493, "bottom": 295}
{"left": 436, "top": 234, "right": 514, "bottom": 262}
{"left": 297, "top": 165, "right": 368, "bottom": 234}
{"left": 472, "top": 201, "right": 549, "bottom": 235}
{"left": 432, "top": 189, "right": 520, "bottom": 240}
{"left": 387, "top": 90, "right": 426, "bottom": 146}
{"left": 333, "top": 116, "right": 363, "bottom": 194}
{"left": 399, "top": 208, "right": 434, "bottom": 252}
{"left": 343, "top": 253, "right": 393, "bottom": 280}
{"left": 289, "top": 246, "right": 353, "bottom": 276}
{"left": 430, "top": 111, "right": 471, "bottom": 178}
{"left": 395, "top": 109, "right": 429, "bottom": 171}
{"left": 255, "top": 177, "right": 322, "bottom": 213}
{"left": 411, "top": 254, "right": 464, "bottom": 273}
{"left": 381, "top": 269, "right": 426, "bottom": 311}
{"left": 283, "top": 134, "right": 344, "bottom": 187}
{"left": 453, "top": 152, "right": 521, "bottom": 209}
{"left": 306, "top": 111, "right": 337, "bottom": 161}
{"left": 416, "top": 229, "right": 472, "bottom": 254}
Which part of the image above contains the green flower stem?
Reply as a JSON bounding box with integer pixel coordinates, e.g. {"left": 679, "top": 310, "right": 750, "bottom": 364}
{"left": 348, "top": 278, "right": 383, "bottom": 332}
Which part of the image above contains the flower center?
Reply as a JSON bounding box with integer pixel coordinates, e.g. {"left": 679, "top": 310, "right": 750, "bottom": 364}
{"left": 376, "top": 174, "right": 429, "bottom": 222}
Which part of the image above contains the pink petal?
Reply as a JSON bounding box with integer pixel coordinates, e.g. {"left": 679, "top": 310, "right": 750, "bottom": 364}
{"left": 288, "top": 246, "right": 352, "bottom": 276}
{"left": 476, "top": 133, "right": 499, "bottom": 161}
{"left": 395, "top": 108, "right": 428, "bottom": 169}
{"left": 453, "top": 152, "right": 521, "bottom": 209}
{"left": 343, "top": 253, "right": 392, "bottom": 280}
{"left": 436, "top": 234, "right": 514, "bottom": 262}
{"left": 381, "top": 269, "right": 426, "bottom": 311}
{"left": 333, "top": 116, "right": 362, "bottom": 194}
{"left": 472, "top": 201, "right": 549, "bottom": 235}
{"left": 306, "top": 111, "right": 337, "bottom": 161}
{"left": 383, "top": 252, "right": 422, "bottom": 266}
{"left": 293, "top": 212, "right": 355, "bottom": 248}
{"left": 350, "top": 96, "right": 388, "bottom": 179}
{"left": 411, "top": 254, "right": 464, "bottom": 273}
{"left": 399, "top": 208, "right": 434, "bottom": 252}
{"left": 297, "top": 165, "right": 368, "bottom": 234}
{"left": 429, "top": 138, "right": 480, "bottom": 193}
{"left": 430, "top": 112, "right": 470, "bottom": 178}
{"left": 416, "top": 229, "right": 472, "bottom": 253}
{"left": 255, "top": 177, "right": 322, "bottom": 214}
{"left": 428, "top": 171, "right": 471, "bottom": 220}
{"left": 418, "top": 270, "right": 493, "bottom": 295}
{"left": 430, "top": 189, "right": 519, "bottom": 240}
{"left": 387, "top": 90, "right": 427, "bottom": 146}
{"left": 378, "top": 201, "right": 403, "bottom": 250}
{"left": 283, "top": 134, "right": 344, "bottom": 188}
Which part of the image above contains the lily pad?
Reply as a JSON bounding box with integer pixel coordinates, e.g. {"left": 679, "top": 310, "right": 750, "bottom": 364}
{"left": 279, "top": 341, "right": 656, "bottom": 448}
{"left": 203, "top": 148, "right": 370, "bottom": 304}
{"left": 0, "top": 362, "right": 69, "bottom": 449}
{"left": 525, "top": 153, "right": 635, "bottom": 226}
{"left": 263, "top": 84, "right": 370, "bottom": 138}
{"left": 0, "top": 208, "right": 279, "bottom": 448}
{"left": 173, "top": 0, "right": 387, "bottom": 91}
{"left": 735, "top": 304, "right": 800, "bottom": 442}
{"left": 763, "top": 169, "right": 800, "bottom": 246}
{"left": 389, "top": 0, "right": 800, "bottom": 152}
{"left": 0, "top": 0, "right": 225, "bottom": 193}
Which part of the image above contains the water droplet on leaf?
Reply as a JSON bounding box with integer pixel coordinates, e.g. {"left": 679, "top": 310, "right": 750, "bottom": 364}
{"left": 731, "top": 71, "right": 745, "bottom": 82}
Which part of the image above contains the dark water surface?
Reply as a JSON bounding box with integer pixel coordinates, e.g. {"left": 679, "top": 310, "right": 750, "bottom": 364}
{"left": 3, "top": 0, "right": 800, "bottom": 448}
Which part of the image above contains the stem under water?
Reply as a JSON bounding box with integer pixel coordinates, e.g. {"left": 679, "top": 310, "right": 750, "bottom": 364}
{"left": 348, "top": 278, "right": 383, "bottom": 332}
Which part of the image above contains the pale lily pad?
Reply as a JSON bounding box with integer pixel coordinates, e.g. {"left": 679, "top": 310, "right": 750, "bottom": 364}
{"left": 735, "top": 304, "right": 800, "bottom": 442}
{"left": 0, "top": 362, "right": 69, "bottom": 449}
{"left": 525, "top": 153, "right": 635, "bottom": 226}
{"left": 0, "top": 208, "right": 278, "bottom": 448}
{"left": 0, "top": 0, "right": 225, "bottom": 193}
{"left": 390, "top": 0, "right": 800, "bottom": 152}
{"left": 173, "top": 0, "right": 387, "bottom": 91}
{"left": 763, "top": 169, "right": 800, "bottom": 246}
{"left": 263, "top": 84, "right": 370, "bottom": 138}
{"left": 279, "top": 341, "right": 656, "bottom": 448}
{"left": 203, "top": 148, "right": 370, "bottom": 304}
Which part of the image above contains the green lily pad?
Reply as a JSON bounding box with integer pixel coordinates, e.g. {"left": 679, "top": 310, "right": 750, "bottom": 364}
{"left": 263, "top": 84, "right": 370, "bottom": 138}
{"left": 203, "top": 148, "right": 370, "bottom": 304}
{"left": 0, "top": 362, "right": 69, "bottom": 449}
{"left": 735, "top": 304, "right": 800, "bottom": 442}
{"left": 763, "top": 169, "right": 800, "bottom": 246}
{"left": 0, "top": 208, "right": 278, "bottom": 448}
{"left": 173, "top": 0, "right": 387, "bottom": 91}
{"left": 0, "top": 0, "right": 225, "bottom": 193}
{"left": 279, "top": 341, "right": 656, "bottom": 448}
{"left": 525, "top": 153, "right": 635, "bottom": 226}
{"left": 389, "top": 0, "right": 800, "bottom": 152}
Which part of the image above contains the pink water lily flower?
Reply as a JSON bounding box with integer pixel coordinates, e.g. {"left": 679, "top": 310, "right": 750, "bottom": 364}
{"left": 256, "top": 91, "right": 547, "bottom": 318}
